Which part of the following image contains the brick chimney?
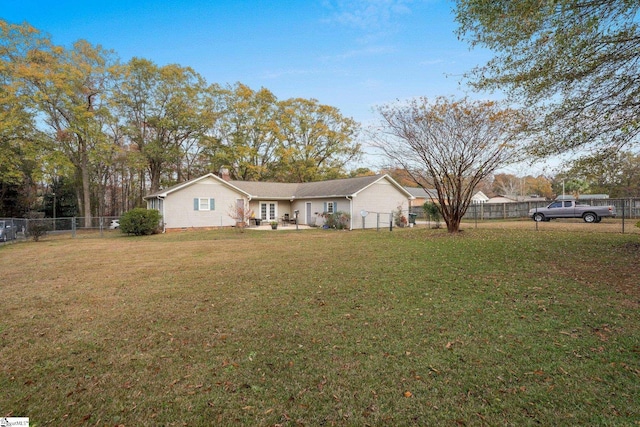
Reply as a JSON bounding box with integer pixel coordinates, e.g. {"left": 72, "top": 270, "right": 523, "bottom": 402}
{"left": 219, "top": 167, "right": 231, "bottom": 181}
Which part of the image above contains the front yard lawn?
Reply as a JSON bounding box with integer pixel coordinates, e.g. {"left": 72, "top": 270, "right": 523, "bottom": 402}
{"left": 1, "top": 228, "right": 638, "bottom": 425}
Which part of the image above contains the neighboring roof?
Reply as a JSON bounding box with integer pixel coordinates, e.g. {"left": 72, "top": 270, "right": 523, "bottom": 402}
{"left": 472, "top": 191, "right": 489, "bottom": 202}
{"left": 578, "top": 194, "right": 609, "bottom": 200}
{"left": 403, "top": 186, "right": 438, "bottom": 199}
{"left": 486, "top": 196, "right": 517, "bottom": 204}
{"left": 519, "top": 196, "right": 548, "bottom": 202}
{"left": 145, "top": 174, "right": 414, "bottom": 201}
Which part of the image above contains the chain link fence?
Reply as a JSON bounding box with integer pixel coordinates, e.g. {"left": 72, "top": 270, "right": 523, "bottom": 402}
{"left": 3, "top": 198, "right": 639, "bottom": 243}
{"left": 0, "top": 216, "right": 122, "bottom": 244}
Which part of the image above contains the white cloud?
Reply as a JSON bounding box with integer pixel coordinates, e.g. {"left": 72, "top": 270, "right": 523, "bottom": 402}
{"left": 420, "top": 58, "right": 444, "bottom": 66}
{"left": 322, "top": 45, "right": 396, "bottom": 61}
{"left": 321, "top": 0, "right": 415, "bottom": 31}
{"left": 261, "top": 69, "right": 318, "bottom": 79}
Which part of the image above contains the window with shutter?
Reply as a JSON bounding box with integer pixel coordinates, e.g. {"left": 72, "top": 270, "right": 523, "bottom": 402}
{"left": 194, "top": 198, "right": 214, "bottom": 211}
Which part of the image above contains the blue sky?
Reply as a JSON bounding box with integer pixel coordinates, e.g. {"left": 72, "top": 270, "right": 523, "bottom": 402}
{"left": 3, "top": 0, "right": 499, "bottom": 169}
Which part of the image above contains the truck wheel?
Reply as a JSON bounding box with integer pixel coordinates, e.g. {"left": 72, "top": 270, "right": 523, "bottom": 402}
{"left": 533, "top": 213, "right": 545, "bottom": 222}
{"left": 583, "top": 212, "right": 597, "bottom": 223}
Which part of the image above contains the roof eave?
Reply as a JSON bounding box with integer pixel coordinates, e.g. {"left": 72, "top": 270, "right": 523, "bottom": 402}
{"left": 143, "top": 173, "right": 251, "bottom": 200}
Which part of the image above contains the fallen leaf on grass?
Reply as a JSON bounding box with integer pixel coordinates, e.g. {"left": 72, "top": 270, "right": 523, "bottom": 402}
{"left": 404, "top": 391, "right": 413, "bottom": 398}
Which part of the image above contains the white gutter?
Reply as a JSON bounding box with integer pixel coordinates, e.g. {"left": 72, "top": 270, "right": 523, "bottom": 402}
{"left": 346, "top": 196, "right": 353, "bottom": 230}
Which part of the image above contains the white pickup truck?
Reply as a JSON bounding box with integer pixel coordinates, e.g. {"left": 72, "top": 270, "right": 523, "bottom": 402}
{"left": 529, "top": 200, "right": 617, "bottom": 223}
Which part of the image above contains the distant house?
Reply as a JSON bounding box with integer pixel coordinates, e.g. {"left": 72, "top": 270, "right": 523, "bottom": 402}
{"left": 144, "top": 173, "right": 414, "bottom": 231}
{"left": 404, "top": 187, "right": 438, "bottom": 211}
{"left": 404, "top": 188, "right": 492, "bottom": 209}
{"left": 471, "top": 191, "right": 489, "bottom": 204}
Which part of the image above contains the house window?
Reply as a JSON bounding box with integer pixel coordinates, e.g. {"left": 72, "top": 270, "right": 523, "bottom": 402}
{"left": 194, "top": 198, "right": 215, "bottom": 211}
{"left": 260, "top": 202, "right": 277, "bottom": 221}
{"left": 327, "top": 201, "right": 334, "bottom": 214}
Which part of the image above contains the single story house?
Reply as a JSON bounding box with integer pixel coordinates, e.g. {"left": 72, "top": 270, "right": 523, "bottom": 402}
{"left": 144, "top": 173, "right": 414, "bottom": 231}
{"left": 403, "top": 186, "right": 438, "bottom": 212}
{"left": 471, "top": 191, "right": 489, "bottom": 204}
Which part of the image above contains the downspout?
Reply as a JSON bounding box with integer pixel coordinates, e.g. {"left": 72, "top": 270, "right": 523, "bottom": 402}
{"left": 346, "top": 196, "right": 353, "bottom": 230}
{"left": 158, "top": 196, "right": 166, "bottom": 233}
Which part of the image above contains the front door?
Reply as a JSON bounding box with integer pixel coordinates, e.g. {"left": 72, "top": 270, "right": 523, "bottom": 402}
{"left": 306, "top": 202, "right": 312, "bottom": 225}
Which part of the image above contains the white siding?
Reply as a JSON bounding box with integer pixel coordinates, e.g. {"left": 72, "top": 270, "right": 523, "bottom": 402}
{"left": 163, "top": 177, "right": 244, "bottom": 229}
{"left": 352, "top": 178, "right": 411, "bottom": 229}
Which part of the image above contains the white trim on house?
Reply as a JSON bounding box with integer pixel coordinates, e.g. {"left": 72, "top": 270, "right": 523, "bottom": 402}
{"left": 144, "top": 174, "right": 414, "bottom": 230}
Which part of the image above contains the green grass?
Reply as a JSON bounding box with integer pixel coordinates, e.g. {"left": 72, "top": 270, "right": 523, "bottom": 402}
{"left": 1, "top": 227, "right": 638, "bottom": 426}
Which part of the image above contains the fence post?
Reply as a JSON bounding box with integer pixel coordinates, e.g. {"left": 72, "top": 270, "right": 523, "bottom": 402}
{"left": 389, "top": 212, "right": 393, "bottom": 231}
{"left": 622, "top": 200, "right": 625, "bottom": 234}
{"left": 72, "top": 217, "right": 76, "bottom": 238}
{"left": 474, "top": 203, "right": 478, "bottom": 228}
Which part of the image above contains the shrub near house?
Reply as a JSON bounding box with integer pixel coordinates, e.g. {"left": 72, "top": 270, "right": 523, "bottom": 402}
{"left": 119, "top": 208, "right": 162, "bottom": 236}
{"left": 323, "top": 211, "right": 350, "bottom": 229}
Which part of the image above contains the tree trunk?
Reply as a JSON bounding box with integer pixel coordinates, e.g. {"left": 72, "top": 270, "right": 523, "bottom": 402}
{"left": 81, "top": 151, "right": 92, "bottom": 228}
{"left": 149, "top": 161, "right": 162, "bottom": 194}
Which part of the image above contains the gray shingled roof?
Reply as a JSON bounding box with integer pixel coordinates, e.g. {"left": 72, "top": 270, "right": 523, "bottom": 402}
{"left": 146, "top": 173, "right": 412, "bottom": 200}
{"left": 228, "top": 181, "right": 300, "bottom": 199}
{"left": 230, "top": 175, "right": 391, "bottom": 199}
{"left": 403, "top": 186, "right": 438, "bottom": 199}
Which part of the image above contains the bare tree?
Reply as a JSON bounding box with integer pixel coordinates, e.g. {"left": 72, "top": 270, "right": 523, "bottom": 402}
{"left": 371, "top": 97, "right": 527, "bottom": 233}
{"left": 455, "top": 0, "right": 640, "bottom": 158}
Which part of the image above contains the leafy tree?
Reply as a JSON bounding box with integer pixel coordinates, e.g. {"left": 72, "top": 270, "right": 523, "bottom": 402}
{"left": 372, "top": 97, "right": 527, "bottom": 233}
{"left": 526, "top": 175, "right": 553, "bottom": 199}
{"left": 0, "top": 21, "right": 47, "bottom": 216}
{"left": 2, "top": 19, "right": 119, "bottom": 226}
{"left": 204, "top": 83, "right": 280, "bottom": 181}
{"left": 205, "top": 84, "right": 361, "bottom": 183}
{"left": 551, "top": 175, "right": 590, "bottom": 199}
{"left": 274, "top": 98, "right": 361, "bottom": 182}
{"left": 42, "top": 176, "right": 79, "bottom": 218}
{"left": 349, "top": 167, "right": 376, "bottom": 178}
{"left": 113, "top": 58, "right": 215, "bottom": 193}
{"left": 119, "top": 208, "right": 162, "bottom": 236}
{"left": 455, "top": 1, "right": 640, "bottom": 157}
{"left": 561, "top": 151, "right": 640, "bottom": 197}
{"left": 423, "top": 202, "right": 441, "bottom": 228}
{"left": 492, "top": 173, "right": 521, "bottom": 198}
